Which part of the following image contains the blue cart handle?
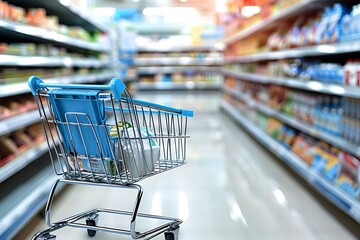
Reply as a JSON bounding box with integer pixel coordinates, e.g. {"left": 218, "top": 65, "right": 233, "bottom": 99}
{"left": 28, "top": 76, "right": 126, "bottom": 100}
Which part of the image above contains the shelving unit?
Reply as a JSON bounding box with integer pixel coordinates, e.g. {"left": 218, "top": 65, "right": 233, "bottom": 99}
{"left": 222, "top": 0, "right": 360, "bottom": 222}
{"left": 138, "top": 66, "right": 221, "bottom": 75}
{"left": 0, "top": 165, "right": 61, "bottom": 240}
{"left": 222, "top": 69, "right": 360, "bottom": 98}
{"left": 224, "top": 0, "right": 325, "bottom": 45}
{"left": 225, "top": 41, "right": 360, "bottom": 63}
{"left": 0, "top": 109, "right": 48, "bottom": 135}
{"left": 221, "top": 100, "right": 360, "bottom": 223}
{"left": 6, "top": 0, "right": 109, "bottom": 32}
{"left": 223, "top": 86, "right": 360, "bottom": 157}
{"left": 135, "top": 57, "right": 223, "bottom": 66}
{"left": 0, "top": 19, "right": 109, "bottom": 52}
{"left": 0, "top": 70, "right": 116, "bottom": 97}
{"left": 0, "top": 1, "right": 114, "bottom": 239}
{"left": 136, "top": 45, "right": 224, "bottom": 91}
{"left": 0, "top": 142, "right": 49, "bottom": 183}
{"left": 0, "top": 54, "right": 110, "bottom": 68}
{"left": 137, "top": 81, "right": 222, "bottom": 91}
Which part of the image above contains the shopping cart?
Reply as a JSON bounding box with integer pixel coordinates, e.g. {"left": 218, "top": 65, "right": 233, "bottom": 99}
{"left": 28, "top": 76, "right": 193, "bottom": 240}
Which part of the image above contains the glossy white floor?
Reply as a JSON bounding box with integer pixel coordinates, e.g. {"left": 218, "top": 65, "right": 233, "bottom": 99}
{"left": 18, "top": 92, "right": 359, "bottom": 240}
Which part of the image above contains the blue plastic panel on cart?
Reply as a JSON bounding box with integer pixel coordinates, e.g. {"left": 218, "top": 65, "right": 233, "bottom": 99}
{"left": 48, "top": 89, "right": 112, "bottom": 158}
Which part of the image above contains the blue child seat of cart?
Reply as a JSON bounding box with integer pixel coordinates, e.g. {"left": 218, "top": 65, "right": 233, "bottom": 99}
{"left": 47, "top": 88, "right": 113, "bottom": 159}
{"left": 28, "top": 76, "right": 127, "bottom": 159}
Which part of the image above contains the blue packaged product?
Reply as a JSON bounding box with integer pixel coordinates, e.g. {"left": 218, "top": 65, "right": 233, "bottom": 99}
{"left": 326, "top": 3, "right": 348, "bottom": 43}
{"left": 340, "top": 14, "right": 352, "bottom": 40}
{"left": 312, "top": 154, "right": 326, "bottom": 172}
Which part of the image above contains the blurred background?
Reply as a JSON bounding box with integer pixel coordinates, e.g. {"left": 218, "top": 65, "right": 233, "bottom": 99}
{"left": 0, "top": 0, "right": 360, "bottom": 239}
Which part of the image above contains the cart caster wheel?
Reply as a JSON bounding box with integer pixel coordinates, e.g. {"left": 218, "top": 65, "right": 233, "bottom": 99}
{"left": 86, "top": 213, "right": 99, "bottom": 237}
{"left": 42, "top": 233, "right": 56, "bottom": 240}
{"left": 164, "top": 226, "right": 179, "bottom": 240}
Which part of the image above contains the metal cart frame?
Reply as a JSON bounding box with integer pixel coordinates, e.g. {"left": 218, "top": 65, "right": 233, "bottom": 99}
{"left": 28, "top": 77, "right": 193, "bottom": 240}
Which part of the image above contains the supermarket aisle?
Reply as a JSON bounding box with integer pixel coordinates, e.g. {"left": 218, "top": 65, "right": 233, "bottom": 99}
{"left": 18, "top": 92, "right": 359, "bottom": 240}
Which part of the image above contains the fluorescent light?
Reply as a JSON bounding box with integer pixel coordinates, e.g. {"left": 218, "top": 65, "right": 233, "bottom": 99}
{"left": 180, "top": 0, "right": 188, "bottom": 2}
{"left": 59, "top": 0, "right": 71, "bottom": 6}
{"left": 308, "top": 81, "right": 323, "bottom": 90}
{"left": 214, "top": 42, "right": 225, "bottom": 50}
{"left": 143, "top": 7, "right": 197, "bottom": 16}
{"left": 178, "top": 191, "right": 189, "bottom": 220}
{"left": 241, "top": 6, "right": 261, "bottom": 18}
{"left": 329, "top": 85, "right": 345, "bottom": 94}
{"left": 273, "top": 189, "right": 287, "bottom": 206}
{"left": 133, "top": 0, "right": 140, "bottom": 2}
{"left": 150, "top": 192, "right": 162, "bottom": 215}
{"left": 93, "top": 7, "right": 116, "bottom": 17}
{"left": 317, "top": 45, "right": 336, "bottom": 53}
{"left": 215, "top": 0, "right": 227, "bottom": 13}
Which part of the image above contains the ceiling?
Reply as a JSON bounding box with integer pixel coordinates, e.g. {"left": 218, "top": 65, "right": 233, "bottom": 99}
{"left": 93, "top": 0, "right": 220, "bottom": 35}
{"left": 95, "top": 0, "right": 217, "bottom": 13}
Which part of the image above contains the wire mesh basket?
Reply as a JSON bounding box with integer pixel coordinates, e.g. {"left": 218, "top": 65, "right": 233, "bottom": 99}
{"left": 30, "top": 77, "right": 193, "bottom": 185}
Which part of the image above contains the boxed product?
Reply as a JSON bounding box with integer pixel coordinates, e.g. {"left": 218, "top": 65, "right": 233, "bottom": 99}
{"left": 118, "top": 127, "right": 160, "bottom": 178}
{"left": 110, "top": 122, "right": 160, "bottom": 178}
{"left": 337, "top": 152, "right": 360, "bottom": 198}
{"left": 67, "top": 154, "right": 119, "bottom": 176}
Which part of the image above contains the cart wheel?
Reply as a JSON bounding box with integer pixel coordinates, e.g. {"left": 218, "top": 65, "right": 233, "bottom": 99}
{"left": 86, "top": 213, "right": 99, "bottom": 237}
{"left": 42, "top": 233, "right": 56, "bottom": 240}
{"left": 164, "top": 226, "right": 179, "bottom": 240}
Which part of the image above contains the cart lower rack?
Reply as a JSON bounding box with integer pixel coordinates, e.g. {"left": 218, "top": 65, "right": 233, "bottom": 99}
{"left": 28, "top": 76, "right": 193, "bottom": 240}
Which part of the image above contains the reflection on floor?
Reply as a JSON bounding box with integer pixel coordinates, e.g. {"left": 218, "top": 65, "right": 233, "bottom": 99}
{"left": 17, "top": 92, "right": 360, "bottom": 240}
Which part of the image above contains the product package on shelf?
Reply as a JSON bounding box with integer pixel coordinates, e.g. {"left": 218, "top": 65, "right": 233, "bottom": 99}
{"left": 337, "top": 152, "right": 360, "bottom": 198}
{"left": 0, "top": 94, "right": 37, "bottom": 120}
{"left": 0, "top": 122, "right": 49, "bottom": 167}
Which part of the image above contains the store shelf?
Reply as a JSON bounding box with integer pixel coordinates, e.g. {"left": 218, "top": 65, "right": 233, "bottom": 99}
{"left": 137, "top": 44, "right": 225, "bottom": 52}
{"left": 0, "top": 109, "right": 48, "bottom": 135}
{"left": 224, "top": 0, "right": 326, "bottom": 45}
{"left": 221, "top": 100, "right": 360, "bottom": 223}
{"left": 135, "top": 57, "right": 223, "bottom": 66}
{"left": 0, "top": 142, "right": 50, "bottom": 183}
{"left": 6, "top": 0, "right": 109, "bottom": 33}
{"left": 223, "top": 69, "right": 360, "bottom": 98}
{"left": 121, "top": 76, "right": 138, "bottom": 82}
{"left": 136, "top": 82, "right": 222, "bottom": 91}
{"left": 0, "top": 164, "right": 61, "bottom": 240}
{"left": 0, "top": 70, "right": 116, "bottom": 98}
{"left": 0, "top": 19, "right": 109, "bottom": 52}
{"left": 0, "top": 54, "right": 109, "bottom": 68}
{"left": 223, "top": 86, "right": 360, "bottom": 158}
{"left": 225, "top": 41, "right": 360, "bottom": 63}
{"left": 138, "top": 66, "right": 221, "bottom": 74}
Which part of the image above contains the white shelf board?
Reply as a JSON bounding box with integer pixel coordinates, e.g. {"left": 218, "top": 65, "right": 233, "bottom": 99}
{"left": 0, "top": 165, "right": 60, "bottom": 240}
{"left": 0, "top": 70, "right": 116, "bottom": 98}
{"left": 136, "top": 82, "right": 222, "bottom": 91}
{"left": 225, "top": 41, "right": 360, "bottom": 63}
{"left": 221, "top": 100, "right": 360, "bottom": 223}
{"left": 138, "top": 66, "right": 221, "bottom": 74}
{"left": 0, "top": 19, "right": 109, "bottom": 52}
{"left": 223, "top": 86, "right": 360, "bottom": 157}
{"left": 137, "top": 44, "right": 225, "bottom": 52}
{"left": 135, "top": 57, "right": 224, "bottom": 66}
{"left": 0, "top": 109, "right": 47, "bottom": 135}
{"left": 0, "top": 142, "right": 49, "bottom": 183}
{"left": 223, "top": 69, "right": 360, "bottom": 98}
{"left": 0, "top": 54, "right": 109, "bottom": 68}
